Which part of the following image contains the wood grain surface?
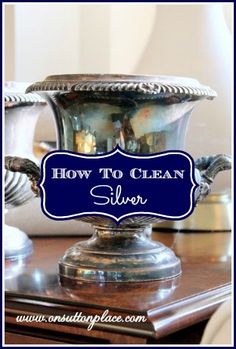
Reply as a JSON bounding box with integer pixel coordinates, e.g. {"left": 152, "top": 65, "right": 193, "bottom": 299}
{"left": 5, "top": 230, "right": 231, "bottom": 344}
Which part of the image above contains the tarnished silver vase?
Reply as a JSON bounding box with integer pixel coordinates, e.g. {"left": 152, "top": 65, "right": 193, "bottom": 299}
{"left": 4, "top": 82, "right": 46, "bottom": 260}
{"left": 22, "top": 74, "right": 231, "bottom": 282}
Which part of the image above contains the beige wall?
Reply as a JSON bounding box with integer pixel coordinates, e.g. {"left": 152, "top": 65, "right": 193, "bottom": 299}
{"left": 14, "top": 4, "right": 81, "bottom": 81}
{"left": 109, "top": 4, "right": 157, "bottom": 73}
{"left": 4, "top": 5, "right": 14, "bottom": 80}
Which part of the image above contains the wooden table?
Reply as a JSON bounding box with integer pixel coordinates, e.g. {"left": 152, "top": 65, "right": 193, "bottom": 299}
{"left": 5, "top": 230, "right": 231, "bottom": 344}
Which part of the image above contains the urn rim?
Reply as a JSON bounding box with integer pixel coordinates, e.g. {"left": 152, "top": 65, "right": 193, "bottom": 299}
{"left": 5, "top": 81, "right": 46, "bottom": 108}
{"left": 26, "top": 74, "right": 217, "bottom": 100}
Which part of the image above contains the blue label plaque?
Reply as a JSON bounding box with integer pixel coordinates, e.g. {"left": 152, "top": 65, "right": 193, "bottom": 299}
{"left": 39, "top": 147, "right": 198, "bottom": 223}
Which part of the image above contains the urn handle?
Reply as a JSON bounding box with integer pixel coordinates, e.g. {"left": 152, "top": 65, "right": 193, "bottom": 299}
{"left": 195, "top": 154, "right": 231, "bottom": 202}
{"left": 5, "top": 156, "right": 41, "bottom": 196}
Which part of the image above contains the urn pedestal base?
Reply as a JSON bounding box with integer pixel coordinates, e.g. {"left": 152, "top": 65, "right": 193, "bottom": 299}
{"left": 59, "top": 225, "right": 181, "bottom": 282}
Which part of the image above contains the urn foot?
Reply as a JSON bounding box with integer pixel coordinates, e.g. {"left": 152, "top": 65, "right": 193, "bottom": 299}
{"left": 59, "top": 225, "right": 181, "bottom": 282}
{"left": 4, "top": 224, "right": 33, "bottom": 260}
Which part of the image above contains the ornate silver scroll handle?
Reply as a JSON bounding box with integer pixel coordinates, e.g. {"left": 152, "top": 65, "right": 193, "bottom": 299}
{"left": 195, "top": 154, "right": 231, "bottom": 202}
{"left": 5, "top": 156, "right": 41, "bottom": 197}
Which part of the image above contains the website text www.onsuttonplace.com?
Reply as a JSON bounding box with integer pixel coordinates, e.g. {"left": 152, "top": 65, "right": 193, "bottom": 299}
{"left": 16, "top": 309, "right": 147, "bottom": 331}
